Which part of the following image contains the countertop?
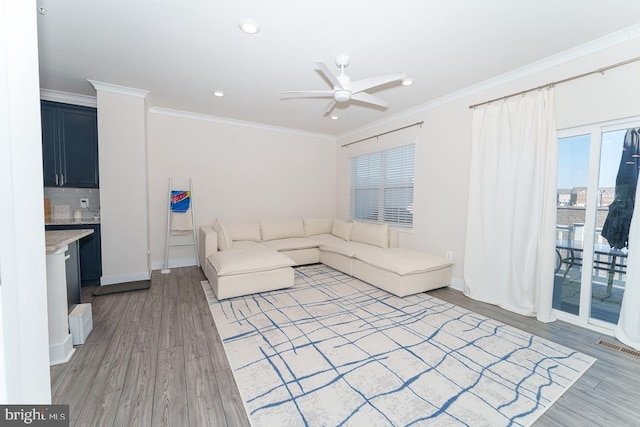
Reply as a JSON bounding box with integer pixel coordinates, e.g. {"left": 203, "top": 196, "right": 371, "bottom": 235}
{"left": 46, "top": 218, "right": 100, "bottom": 226}
{"left": 45, "top": 229, "right": 94, "bottom": 254}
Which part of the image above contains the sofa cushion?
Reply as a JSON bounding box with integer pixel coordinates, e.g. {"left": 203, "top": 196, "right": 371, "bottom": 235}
{"left": 350, "top": 221, "right": 389, "bottom": 248}
{"left": 319, "top": 240, "right": 360, "bottom": 257}
{"left": 227, "top": 221, "right": 261, "bottom": 242}
{"left": 210, "top": 245, "right": 294, "bottom": 276}
{"left": 230, "top": 240, "right": 266, "bottom": 250}
{"left": 356, "top": 248, "right": 453, "bottom": 276}
{"left": 260, "top": 219, "right": 305, "bottom": 241}
{"left": 331, "top": 219, "right": 352, "bottom": 241}
{"left": 304, "top": 218, "right": 334, "bottom": 236}
{"left": 261, "top": 237, "right": 320, "bottom": 252}
{"left": 213, "top": 218, "right": 232, "bottom": 251}
{"left": 310, "top": 233, "right": 345, "bottom": 244}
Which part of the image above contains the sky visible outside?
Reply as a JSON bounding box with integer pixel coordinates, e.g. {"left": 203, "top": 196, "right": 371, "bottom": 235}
{"left": 557, "top": 129, "right": 627, "bottom": 189}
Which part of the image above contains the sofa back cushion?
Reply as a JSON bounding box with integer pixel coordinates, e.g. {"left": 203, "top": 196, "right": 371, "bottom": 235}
{"left": 331, "top": 219, "right": 352, "bottom": 241}
{"left": 260, "top": 219, "right": 305, "bottom": 241}
{"left": 304, "top": 218, "right": 334, "bottom": 237}
{"left": 213, "top": 218, "right": 232, "bottom": 251}
{"left": 350, "top": 221, "right": 389, "bottom": 248}
{"left": 227, "top": 221, "right": 261, "bottom": 243}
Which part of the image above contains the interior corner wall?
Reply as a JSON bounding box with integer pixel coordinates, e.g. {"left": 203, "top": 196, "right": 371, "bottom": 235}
{"left": 0, "top": 0, "right": 52, "bottom": 403}
{"left": 336, "top": 36, "right": 640, "bottom": 291}
{"left": 96, "top": 90, "right": 150, "bottom": 284}
{"left": 146, "top": 111, "right": 337, "bottom": 269}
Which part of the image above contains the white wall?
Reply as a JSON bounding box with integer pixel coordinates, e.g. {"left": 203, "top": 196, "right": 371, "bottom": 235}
{"left": 336, "top": 33, "right": 640, "bottom": 290}
{"left": 0, "top": 0, "right": 52, "bottom": 403}
{"left": 147, "top": 110, "right": 337, "bottom": 268}
{"left": 92, "top": 82, "right": 151, "bottom": 285}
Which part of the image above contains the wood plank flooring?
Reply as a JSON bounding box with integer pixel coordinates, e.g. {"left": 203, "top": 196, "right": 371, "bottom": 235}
{"left": 52, "top": 266, "right": 640, "bottom": 426}
{"left": 51, "top": 266, "right": 249, "bottom": 427}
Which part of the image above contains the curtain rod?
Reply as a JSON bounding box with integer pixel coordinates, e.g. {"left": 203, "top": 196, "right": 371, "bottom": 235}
{"left": 468, "top": 55, "right": 640, "bottom": 109}
{"left": 341, "top": 121, "right": 424, "bottom": 148}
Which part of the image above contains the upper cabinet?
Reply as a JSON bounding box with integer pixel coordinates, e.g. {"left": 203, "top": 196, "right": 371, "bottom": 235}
{"left": 41, "top": 100, "right": 99, "bottom": 188}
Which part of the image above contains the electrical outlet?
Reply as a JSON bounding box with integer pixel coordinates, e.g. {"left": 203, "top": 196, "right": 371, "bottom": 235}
{"left": 446, "top": 251, "right": 453, "bottom": 260}
{"left": 80, "top": 198, "right": 89, "bottom": 208}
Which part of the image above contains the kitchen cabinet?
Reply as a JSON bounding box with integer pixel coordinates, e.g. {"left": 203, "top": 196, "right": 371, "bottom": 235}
{"left": 65, "top": 239, "right": 81, "bottom": 307}
{"left": 41, "top": 100, "right": 99, "bottom": 188}
{"left": 45, "top": 224, "right": 102, "bottom": 286}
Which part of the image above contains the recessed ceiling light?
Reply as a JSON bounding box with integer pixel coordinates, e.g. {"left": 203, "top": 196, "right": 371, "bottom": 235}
{"left": 212, "top": 90, "right": 225, "bottom": 97}
{"left": 330, "top": 115, "right": 338, "bottom": 120}
{"left": 239, "top": 19, "right": 260, "bottom": 34}
{"left": 402, "top": 78, "right": 414, "bottom": 86}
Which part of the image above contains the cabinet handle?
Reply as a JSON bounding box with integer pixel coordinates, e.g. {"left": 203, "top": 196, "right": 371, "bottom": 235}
{"left": 55, "top": 174, "right": 59, "bottom": 186}
{"left": 60, "top": 174, "right": 64, "bottom": 186}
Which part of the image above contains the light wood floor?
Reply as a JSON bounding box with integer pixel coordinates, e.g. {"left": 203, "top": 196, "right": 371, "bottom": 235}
{"left": 51, "top": 266, "right": 640, "bottom": 426}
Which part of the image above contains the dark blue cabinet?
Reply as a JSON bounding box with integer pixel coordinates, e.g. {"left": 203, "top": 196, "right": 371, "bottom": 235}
{"left": 66, "top": 240, "right": 81, "bottom": 307}
{"left": 41, "top": 101, "right": 99, "bottom": 188}
{"left": 45, "top": 224, "right": 102, "bottom": 286}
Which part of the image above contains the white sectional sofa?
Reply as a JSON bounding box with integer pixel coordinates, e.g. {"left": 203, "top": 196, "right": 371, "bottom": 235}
{"left": 199, "top": 217, "right": 453, "bottom": 300}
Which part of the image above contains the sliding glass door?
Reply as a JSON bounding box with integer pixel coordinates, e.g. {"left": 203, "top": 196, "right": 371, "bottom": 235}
{"left": 553, "top": 119, "right": 639, "bottom": 329}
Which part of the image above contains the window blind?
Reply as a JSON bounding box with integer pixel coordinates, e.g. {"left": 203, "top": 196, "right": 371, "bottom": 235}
{"left": 349, "top": 144, "right": 415, "bottom": 228}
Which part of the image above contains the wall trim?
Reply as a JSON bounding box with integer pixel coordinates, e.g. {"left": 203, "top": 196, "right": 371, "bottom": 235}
{"left": 149, "top": 106, "right": 335, "bottom": 141}
{"left": 100, "top": 270, "right": 151, "bottom": 286}
{"left": 87, "top": 80, "right": 150, "bottom": 98}
{"left": 337, "top": 23, "right": 640, "bottom": 141}
{"left": 40, "top": 88, "right": 97, "bottom": 107}
{"left": 448, "top": 277, "right": 465, "bottom": 292}
{"left": 151, "top": 257, "right": 198, "bottom": 271}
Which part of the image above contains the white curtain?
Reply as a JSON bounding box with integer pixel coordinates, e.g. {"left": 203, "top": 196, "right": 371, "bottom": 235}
{"left": 615, "top": 182, "right": 640, "bottom": 350}
{"left": 464, "top": 88, "right": 558, "bottom": 322}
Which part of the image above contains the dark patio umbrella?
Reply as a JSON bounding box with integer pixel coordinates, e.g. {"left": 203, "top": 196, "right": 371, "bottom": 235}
{"left": 601, "top": 128, "right": 640, "bottom": 250}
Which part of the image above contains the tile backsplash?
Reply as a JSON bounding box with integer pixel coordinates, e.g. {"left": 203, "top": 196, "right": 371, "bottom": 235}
{"left": 44, "top": 187, "right": 100, "bottom": 220}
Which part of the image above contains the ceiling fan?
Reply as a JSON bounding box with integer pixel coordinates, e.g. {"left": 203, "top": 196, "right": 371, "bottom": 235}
{"left": 280, "top": 54, "right": 407, "bottom": 115}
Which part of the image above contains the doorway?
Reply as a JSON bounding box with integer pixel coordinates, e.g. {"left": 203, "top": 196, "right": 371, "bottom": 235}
{"left": 553, "top": 119, "right": 639, "bottom": 330}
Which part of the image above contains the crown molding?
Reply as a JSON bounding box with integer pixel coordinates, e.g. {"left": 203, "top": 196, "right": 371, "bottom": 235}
{"left": 39, "top": 89, "right": 97, "bottom": 107}
{"left": 149, "top": 106, "right": 335, "bottom": 141}
{"left": 338, "top": 23, "right": 640, "bottom": 140}
{"left": 87, "top": 80, "right": 149, "bottom": 98}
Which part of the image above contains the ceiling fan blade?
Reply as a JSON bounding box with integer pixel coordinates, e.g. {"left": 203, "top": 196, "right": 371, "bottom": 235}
{"left": 323, "top": 99, "right": 337, "bottom": 115}
{"left": 350, "top": 92, "right": 389, "bottom": 108}
{"left": 280, "top": 90, "right": 334, "bottom": 99}
{"left": 314, "top": 61, "right": 344, "bottom": 90}
{"left": 350, "top": 72, "right": 406, "bottom": 94}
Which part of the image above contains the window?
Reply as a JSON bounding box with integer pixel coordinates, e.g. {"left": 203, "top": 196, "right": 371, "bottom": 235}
{"left": 349, "top": 144, "right": 415, "bottom": 228}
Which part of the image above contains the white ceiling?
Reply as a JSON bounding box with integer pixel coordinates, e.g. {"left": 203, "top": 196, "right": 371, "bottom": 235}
{"left": 36, "top": 0, "right": 640, "bottom": 136}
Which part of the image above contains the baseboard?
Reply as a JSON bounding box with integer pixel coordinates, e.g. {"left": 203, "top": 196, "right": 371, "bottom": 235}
{"left": 49, "top": 333, "right": 75, "bottom": 366}
{"left": 151, "top": 257, "right": 198, "bottom": 271}
{"left": 448, "top": 277, "right": 465, "bottom": 291}
{"left": 100, "top": 270, "right": 151, "bottom": 286}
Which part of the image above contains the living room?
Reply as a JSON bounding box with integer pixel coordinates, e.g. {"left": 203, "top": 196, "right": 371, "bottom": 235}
{"left": 3, "top": 1, "right": 640, "bottom": 425}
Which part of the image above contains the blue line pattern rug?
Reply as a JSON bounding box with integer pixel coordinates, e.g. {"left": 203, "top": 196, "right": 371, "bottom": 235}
{"left": 202, "top": 265, "right": 595, "bottom": 426}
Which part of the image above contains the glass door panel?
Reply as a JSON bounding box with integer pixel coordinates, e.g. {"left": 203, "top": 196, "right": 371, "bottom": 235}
{"left": 554, "top": 123, "right": 639, "bottom": 329}
{"left": 554, "top": 134, "right": 591, "bottom": 315}
{"left": 590, "top": 129, "right": 635, "bottom": 324}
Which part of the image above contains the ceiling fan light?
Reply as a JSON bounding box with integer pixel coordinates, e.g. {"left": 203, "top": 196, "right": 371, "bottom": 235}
{"left": 239, "top": 19, "right": 260, "bottom": 34}
{"left": 330, "top": 115, "right": 338, "bottom": 120}
{"left": 402, "top": 78, "right": 414, "bottom": 86}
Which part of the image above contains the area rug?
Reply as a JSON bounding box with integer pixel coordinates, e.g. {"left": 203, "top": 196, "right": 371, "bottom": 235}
{"left": 202, "top": 265, "right": 595, "bottom": 427}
